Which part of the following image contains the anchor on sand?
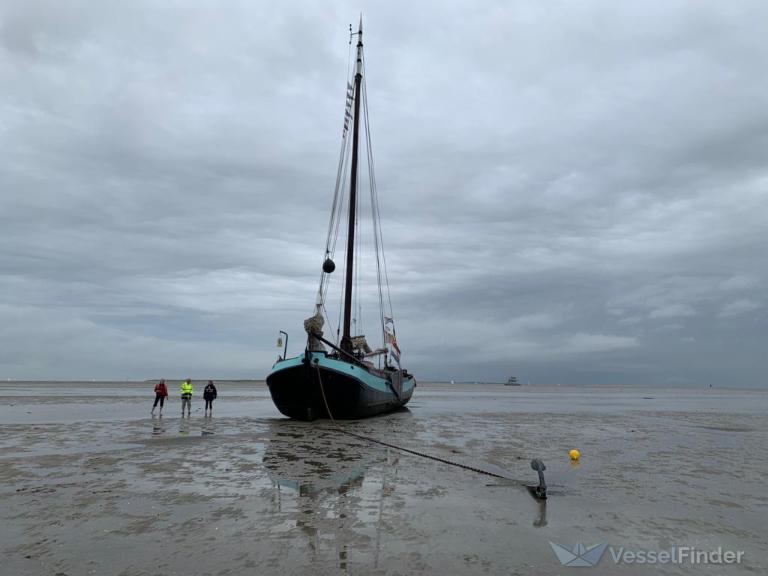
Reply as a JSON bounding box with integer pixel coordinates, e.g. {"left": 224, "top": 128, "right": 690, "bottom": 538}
{"left": 529, "top": 459, "right": 547, "bottom": 500}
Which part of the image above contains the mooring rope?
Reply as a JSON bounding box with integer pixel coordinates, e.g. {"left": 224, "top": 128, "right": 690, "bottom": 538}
{"left": 314, "top": 365, "right": 512, "bottom": 480}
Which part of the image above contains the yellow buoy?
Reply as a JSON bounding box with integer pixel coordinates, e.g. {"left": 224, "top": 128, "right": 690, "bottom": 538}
{"left": 569, "top": 449, "right": 581, "bottom": 461}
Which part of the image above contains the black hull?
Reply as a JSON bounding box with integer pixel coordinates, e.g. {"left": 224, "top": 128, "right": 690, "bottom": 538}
{"left": 266, "top": 359, "right": 413, "bottom": 421}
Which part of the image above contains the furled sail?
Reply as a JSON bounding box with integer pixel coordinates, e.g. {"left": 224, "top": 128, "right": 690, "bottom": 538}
{"left": 303, "top": 311, "right": 326, "bottom": 351}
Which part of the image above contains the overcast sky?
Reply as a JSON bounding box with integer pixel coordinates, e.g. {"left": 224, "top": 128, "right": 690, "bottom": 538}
{"left": 1, "top": 1, "right": 766, "bottom": 386}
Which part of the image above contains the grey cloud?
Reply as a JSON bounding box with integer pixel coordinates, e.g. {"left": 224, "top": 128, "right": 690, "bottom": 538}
{"left": 1, "top": 0, "right": 766, "bottom": 386}
{"left": 718, "top": 299, "right": 762, "bottom": 319}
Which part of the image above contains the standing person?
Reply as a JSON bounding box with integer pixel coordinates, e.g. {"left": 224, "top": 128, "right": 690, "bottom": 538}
{"left": 180, "top": 378, "right": 193, "bottom": 417}
{"left": 203, "top": 380, "right": 218, "bottom": 415}
{"left": 151, "top": 378, "right": 169, "bottom": 416}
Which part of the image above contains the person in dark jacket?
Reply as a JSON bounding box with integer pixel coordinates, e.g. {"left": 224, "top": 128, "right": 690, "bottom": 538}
{"left": 151, "top": 379, "right": 169, "bottom": 416}
{"left": 203, "top": 380, "right": 218, "bottom": 415}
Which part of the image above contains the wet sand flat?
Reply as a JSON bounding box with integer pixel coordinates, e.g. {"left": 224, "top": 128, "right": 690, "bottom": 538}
{"left": 1, "top": 382, "right": 766, "bottom": 575}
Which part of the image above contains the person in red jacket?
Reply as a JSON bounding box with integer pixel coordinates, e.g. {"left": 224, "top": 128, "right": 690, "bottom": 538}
{"left": 151, "top": 379, "right": 169, "bottom": 415}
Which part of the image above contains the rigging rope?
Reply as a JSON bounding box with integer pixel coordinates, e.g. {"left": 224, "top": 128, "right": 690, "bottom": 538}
{"left": 319, "top": 44, "right": 357, "bottom": 344}
{"left": 315, "top": 40, "right": 398, "bottom": 358}
{"left": 365, "top": 89, "right": 395, "bottom": 337}
{"left": 361, "top": 54, "right": 396, "bottom": 362}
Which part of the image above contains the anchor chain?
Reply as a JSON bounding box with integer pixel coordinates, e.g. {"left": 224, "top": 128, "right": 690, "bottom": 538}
{"left": 314, "top": 364, "right": 513, "bottom": 481}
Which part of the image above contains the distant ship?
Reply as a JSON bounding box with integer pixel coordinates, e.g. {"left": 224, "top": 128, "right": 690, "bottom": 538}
{"left": 266, "top": 19, "right": 415, "bottom": 420}
{"left": 505, "top": 376, "right": 520, "bottom": 386}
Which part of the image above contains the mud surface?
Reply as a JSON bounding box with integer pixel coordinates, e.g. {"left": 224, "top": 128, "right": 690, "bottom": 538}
{"left": 1, "top": 382, "right": 766, "bottom": 575}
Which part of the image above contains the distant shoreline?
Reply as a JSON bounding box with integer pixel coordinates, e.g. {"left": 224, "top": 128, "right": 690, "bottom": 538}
{"left": 0, "top": 379, "right": 765, "bottom": 389}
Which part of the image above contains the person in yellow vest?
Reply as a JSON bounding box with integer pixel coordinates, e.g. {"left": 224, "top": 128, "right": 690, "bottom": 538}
{"left": 180, "top": 378, "right": 193, "bottom": 417}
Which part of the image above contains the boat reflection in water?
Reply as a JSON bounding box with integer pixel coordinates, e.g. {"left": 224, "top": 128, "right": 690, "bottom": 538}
{"left": 262, "top": 419, "right": 400, "bottom": 572}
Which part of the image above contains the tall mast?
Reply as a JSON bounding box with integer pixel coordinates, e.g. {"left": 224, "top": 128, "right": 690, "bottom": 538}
{"left": 341, "top": 17, "right": 364, "bottom": 354}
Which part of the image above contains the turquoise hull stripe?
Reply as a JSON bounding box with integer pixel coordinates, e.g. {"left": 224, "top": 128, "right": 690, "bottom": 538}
{"left": 269, "top": 352, "right": 415, "bottom": 395}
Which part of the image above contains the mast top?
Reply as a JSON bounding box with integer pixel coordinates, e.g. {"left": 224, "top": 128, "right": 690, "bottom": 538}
{"left": 354, "top": 15, "right": 363, "bottom": 76}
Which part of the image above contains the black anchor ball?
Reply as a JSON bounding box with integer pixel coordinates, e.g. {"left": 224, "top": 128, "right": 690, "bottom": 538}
{"left": 323, "top": 258, "right": 336, "bottom": 274}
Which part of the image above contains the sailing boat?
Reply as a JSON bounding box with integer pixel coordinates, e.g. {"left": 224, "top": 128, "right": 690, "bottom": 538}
{"left": 266, "top": 19, "right": 416, "bottom": 420}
